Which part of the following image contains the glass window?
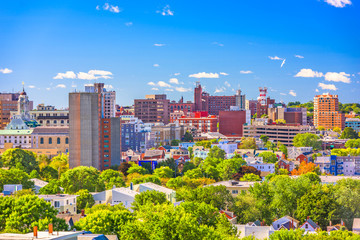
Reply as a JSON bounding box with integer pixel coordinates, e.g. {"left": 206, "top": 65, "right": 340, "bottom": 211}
{"left": 57, "top": 137, "right": 60, "bottom": 144}
{"left": 49, "top": 137, "right": 52, "bottom": 144}
{"left": 65, "top": 138, "right": 69, "bottom": 144}
{"left": 40, "top": 137, "right": 44, "bottom": 144}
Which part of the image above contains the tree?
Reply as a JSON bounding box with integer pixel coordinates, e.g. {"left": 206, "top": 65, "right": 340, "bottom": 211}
{"left": 119, "top": 162, "right": 131, "bottom": 176}
{"left": 240, "top": 173, "right": 261, "bottom": 181}
{"left": 37, "top": 154, "right": 50, "bottom": 170}
{"left": 184, "top": 168, "right": 203, "bottom": 179}
{"left": 166, "top": 177, "right": 186, "bottom": 190}
{"left": 127, "top": 165, "right": 148, "bottom": 175}
{"left": 1, "top": 148, "right": 38, "bottom": 174}
{"left": 181, "top": 162, "right": 196, "bottom": 174}
{"left": 260, "top": 135, "right": 269, "bottom": 143}
{"left": 318, "top": 126, "right": 325, "bottom": 131}
{"left": 277, "top": 143, "right": 288, "bottom": 158}
{"left": 154, "top": 166, "right": 174, "bottom": 178}
{"left": 76, "top": 189, "right": 95, "bottom": 212}
{"left": 333, "top": 127, "right": 341, "bottom": 134}
{"left": 132, "top": 190, "right": 168, "bottom": 211}
{"left": 170, "top": 139, "right": 180, "bottom": 146}
{"left": 217, "top": 157, "right": 245, "bottom": 180}
{"left": 195, "top": 140, "right": 212, "bottom": 149}
{"left": 5, "top": 195, "right": 65, "bottom": 233}
{"left": 39, "top": 180, "right": 63, "bottom": 195}
{"left": 231, "top": 193, "right": 261, "bottom": 224}
{"left": 59, "top": 166, "right": 105, "bottom": 194}
{"left": 40, "top": 166, "right": 59, "bottom": 181}
{"left": 207, "top": 146, "right": 226, "bottom": 159}
{"left": 275, "top": 119, "right": 286, "bottom": 124}
{"left": 100, "top": 169, "right": 125, "bottom": 189}
{"left": 259, "top": 152, "right": 278, "bottom": 163}
{"left": 0, "top": 168, "right": 34, "bottom": 191}
{"left": 239, "top": 137, "right": 257, "bottom": 149}
{"left": 29, "top": 169, "right": 40, "bottom": 179}
{"left": 49, "top": 153, "right": 69, "bottom": 176}
{"left": 0, "top": 197, "right": 14, "bottom": 231}
{"left": 232, "top": 166, "right": 261, "bottom": 181}
{"left": 157, "top": 158, "right": 179, "bottom": 176}
{"left": 13, "top": 189, "right": 34, "bottom": 198}
{"left": 131, "top": 175, "right": 161, "bottom": 185}
{"left": 183, "top": 131, "right": 194, "bottom": 142}
{"left": 345, "top": 139, "right": 360, "bottom": 148}
{"left": 293, "top": 133, "right": 322, "bottom": 150}
{"left": 291, "top": 161, "right": 320, "bottom": 175}
{"left": 340, "top": 127, "right": 359, "bottom": 139}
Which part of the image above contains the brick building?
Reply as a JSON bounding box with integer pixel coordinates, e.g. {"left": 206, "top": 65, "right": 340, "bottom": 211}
{"left": 178, "top": 112, "right": 217, "bottom": 135}
{"left": 268, "top": 107, "right": 307, "bottom": 125}
{"left": 134, "top": 94, "right": 170, "bottom": 124}
{"left": 314, "top": 93, "right": 345, "bottom": 130}
{"left": 170, "top": 97, "right": 194, "bottom": 114}
{"left": 218, "top": 109, "right": 251, "bottom": 137}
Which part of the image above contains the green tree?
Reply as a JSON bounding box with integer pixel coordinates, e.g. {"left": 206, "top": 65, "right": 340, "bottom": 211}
{"left": 345, "top": 139, "right": 360, "bottom": 148}
{"left": 293, "top": 133, "right": 322, "bottom": 150}
{"left": 76, "top": 189, "right": 95, "bottom": 212}
{"left": 260, "top": 135, "right": 269, "bottom": 143}
{"left": 0, "top": 197, "right": 14, "bottom": 231}
{"left": 154, "top": 166, "right": 174, "bottom": 178}
{"left": 166, "top": 176, "right": 186, "bottom": 190}
{"left": 49, "top": 153, "right": 69, "bottom": 176}
{"left": 40, "top": 166, "right": 59, "bottom": 181}
{"left": 37, "top": 154, "right": 50, "bottom": 169}
{"left": 181, "top": 162, "right": 196, "bottom": 174}
{"left": 207, "top": 146, "right": 226, "bottom": 159}
{"left": 195, "top": 140, "right": 212, "bottom": 149}
{"left": 132, "top": 190, "right": 168, "bottom": 211}
{"left": 100, "top": 169, "right": 125, "bottom": 189}
{"left": 217, "top": 157, "right": 245, "bottom": 180}
{"left": 0, "top": 168, "right": 34, "bottom": 191}
{"left": 13, "top": 189, "right": 34, "bottom": 198}
{"left": 259, "top": 152, "right": 278, "bottom": 163}
{"left": 232, "top": 166, "right": 261, "bottom": 181}
{"left": 277, "top": 142, "right": 288, "bottom": 158}
{"left": 183, "top": 131, "right": 194, "bottom": 142}
{"left": 340, "top": 127, "right": 359, "bottom": 139}
{"left": 184, "top": 168, "right": 203, "bottom": 179}
{"left": 239, "top": 137, "right": 257, "bottom": 149}
{"left": 1, "top": 148, "right": 38, "bottom": 174}
{"left": 39, "top": 180, "right": 63, "bottom": 195}
{"left": 59, "top": 166, "right": 105, "bottom": 194}
{"left": 127, "top": 165, "right": 148, "bottom": 175}
{"left": 29, "top": 169, "right": 40, "bottom": 179}
{"left": 241, "top": 173, "right": 261, "bottom": 181}
{"left": 131, "top": 175, "right": 161, "bottom": 185}
{"left": 170, "top": 139, "right": 180, "bottom": 146}
{"left": 231, "top": 193, "right": 261, "bottom": 224}
{"left": 119, "top": 162, "right": 131, "bottom": 176}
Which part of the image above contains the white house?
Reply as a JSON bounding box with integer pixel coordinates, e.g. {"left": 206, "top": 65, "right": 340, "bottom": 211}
{"left": 3, "top": 184, "right": 22, "bottom": 195}
{"left": 299, "top": 218, "right": 320, "bottom": 232}
{"left": 248, "top": 163, "right": 275, "bottom": 174}
{"left": 30, "top": 178, "right": 48, "bottom": 194}
{"left": 134, "top": 182, "right": 177, "bottom": 203}
{"left": 38, "top": 194, "right": 77, "bottom": 214}
{"left": 112, "top": 187, "right": 138, "bottom": 210}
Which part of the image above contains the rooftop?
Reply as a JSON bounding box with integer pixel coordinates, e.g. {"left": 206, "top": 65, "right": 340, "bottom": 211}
{"left": 139, "top": 182, "right": 175, "bottom": 194}
{"left": 0, "top": 231, "right": 82, "bottom": 240}
{"left": 38, "top": 194, "right": 77, "bottom": 200}
{"left": 32, "top": 127, "right": 69, "bottom": 134}
{"left": 209, "top": 180, "right": 258, "bottom": 188}
{"left": 113, "top": 187, "right": 139, "bottom": 197}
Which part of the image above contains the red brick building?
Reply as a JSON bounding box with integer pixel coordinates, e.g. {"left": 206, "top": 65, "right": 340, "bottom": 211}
{"left": 219, "top": 110, "right": 250, "bottom": 137}
{"left": 178, "top": 112, "right": 218, "bottom": 134}
{"left": 170, "top": 97, "right": 194, "bottom": 114}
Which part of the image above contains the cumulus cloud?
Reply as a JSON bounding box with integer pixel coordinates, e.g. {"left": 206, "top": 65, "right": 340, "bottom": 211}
{"left": 46, "top": 87, "right": 51, "bottom": 91}
{"left": 215, "top": 87, "right": 226, "bottom": 93}
{"left": 77, "top": 72, "right": 98, "bottom": 80}
{"left": 54, "top": 70, "right": 112, "bottom": 80}
{"left": 324, "top": 0, "right": 352, "bottom": 8}
{"left": 224, "top": 81, "right": 231, "bottom": 87}
{"left": 153, "top": 64, "right": 160, "bottom": 67}
{"left": 157, "top": 5, "right": 174, "bottom": 16}
{"left": 324, "top": 72, "right": 351, "bottom": 83}
{"left": 212, "top": 42, "right": 224, "bottom": 47}
{"left": 315, "top": 89, "right": 319, "bottom": 92}
{"left": 154, "top": 43, "right": 165, "bottom": 47}
{"left": 56, "top": 84, "right": 66, "bottom": 88}
{"left": 28, "top": 85, "right": 36, "bottom": 89}
{"left": 295, "top": 69, "right": 323, "bottom": 78}
{"left": 289, "top": 90, "right": 296, "bottom": 97}
{"left": 147, "top": 82, "right": 156, "bottom": 86}
{"left": 88, "top": 70, "right": 112, "bottom": 76}
{"left": 165, "top": 89, "right": 174, "bottom": 92}
{"left": 175, "top": 87, "right": 191, "bottom": 92}
{"left": 295, "top": 55, "right": 304, "bottom": 59}
{"left": 100, "top": 3, "right": 121, "bottom": 13}
{"left": 0, "top": 68, "right": 12, "bottom": 74}
{"left": 169, "top": 78, "right": 179, "bottom": 84}
{"left": 240, "top": 70, "right": 253, "bottom": 74}
{"left": 280, "top": 93, "right": 287, "bottom": 96}
{"left": 157, "top": 81, "right": 171, "bottom": 87}
{"left": 318, "top": 82, "right": 338, "bottom": 91}
{"left": 174, "top": 73, "right": 180, "bottom": 76}
{"left": 125, "top": 22, "right": 133, "bottom": 26}
{"left": 269, "top": 56, "right": 283, "bottom": 60}
{"left": 151, "top": 87, "right": 159, "bottom": 91}
{"left": 189, "top": 72, "right": 219, "bottom": 79}
{"left": 219, "top": 72, "right": 229, "bottom": 76}
{"left": 53, "top": 71, "right": 77, "bottom": 79}
{"left": 104, "top": 84, "right": 114, "bottom": 89}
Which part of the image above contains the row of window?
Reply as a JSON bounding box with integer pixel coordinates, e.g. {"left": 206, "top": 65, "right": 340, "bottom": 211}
{"left": 39, "top": 137, "right": 69, "bottom": 144}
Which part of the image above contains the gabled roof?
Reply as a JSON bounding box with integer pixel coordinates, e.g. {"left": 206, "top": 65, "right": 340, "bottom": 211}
{"left": 300, "top": 218, "right": 320, "bottom": 230}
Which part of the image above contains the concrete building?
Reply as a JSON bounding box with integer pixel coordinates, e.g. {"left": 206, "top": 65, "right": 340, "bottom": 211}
{"left": 85, "top": 83, "right": 116, "bottom": 118}
{"left": 38, "top": 194, "right": 77, "bottom": 214}
{"left": 69, "top": 92, "right": 100, "bottom": 169}
{"left": 314, "top": 93, "right": 345, "bottom": 130}
{"left": 243, "top": 121, "right": 317, "bottom": 146}
{"left": 235, "top": 89, "right": 246, "bottom": 110}
{"left": 150, "top": 122, "right": 187, "bottom": 146}
{"left": 134, "top": 94, "right": 170, "bottom": 124}
{"left": 345, "top": 118, "right": 360, "bottom": 133}
{"left": 31, "top": 127, "right": 69, "bottom": 154}
{"left": 178, "top": 112, "right": 217, "bottom": 135}
{"left": 219, "top": 108, "right": 251, "bottom": 137}
{"left": 268, "top": 107, "right": 307, "bottom": 125}
{"left": 245, "top": 99, "right": 258, "bottom": 116}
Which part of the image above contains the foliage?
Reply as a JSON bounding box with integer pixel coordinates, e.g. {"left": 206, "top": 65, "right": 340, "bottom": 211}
{"left": 275, "top": 119, "right": 286, "bottom": 124}
{"left": 0, "top": 197, "right": 15, "bottom": 231}
{"left": 13, "top": 189, "right": 35, "bottom": 198}
{"left": 277, "top": 142, "right": 288, "bottom": 158}
{"left": 29, "top": 169, "right": 40, "bottom": 179}
{"left": 183, "top": 131, "right": 194, "bottom": 142}
{"left": 127, "top": 165, "right": 148, "bottom": 175}
{"left": 181, "top": 162, "right": 196, "bottom": 174}
{"left": 340, "top": 127, "right": 359, "bottom": 139}
{"left": 131, "top": 174, "right": 161, "bottom": 185}
{"left": 100, "top": 169, "right": 125, "bottom": 189}
{"left": 333, "top": 127, "right": 341, "bottom": 134}
{"left": 37, "top": 154, "right": 50, "bottom": 170}
{"left": 291, "top": 161, "right": 320, "bottom": 175}
{"left": 345, "top": 139, "right": 360, "bottom": 148}
{"left": 259, "top": 152, "right": 278, "bottom": 163}
{"left": 132, "top": 190, "right": 168, "bottom": 211}
{"left": 195, "top": 140, "right": 212, "bottom": 149}
{"left": 48, "top": 153, "right": 69, "bottom": 176}
{"left": 184, "top": 168, "right": 204, "bottom": 179}
{"left": 260, "top": 135, "right": 269, "bottom": 143}
{"left": 59, "top": 166, "right": 105, "bottom": 194}
{"left": 238, "top": 137, "right": 257, "bottom": 149}
{"left": 0, "top": 168, "right": 34, "bottom": 191}
{"left": 76, "top": 189, "right": 95, "bottom": 212}
{"left": 207, "top": 146, "right": 226, "bottom": 159}
{"left": 154, "top": 166, "right": 174, "bottom": 178}
{"left": 231, "top": 193, "right": 261, "bottom": 224}
{"left": 40, "top": 166, "right": 59, "bottom": 181}
{"left": 1, "top": 148, "right": 38, "bottom": 174}
{"left": 240, "top": 173, "right": 261, "bottom": 181}
{"left": 157, "top": 158, "right": 179, "bottom": 176}
{"left": 39, "top": 180, "right": 63, "bottom": 194}
{"left": 170, "top": 139, "right": 180, "bottom": 146}
{"left": 293, "top": 133, "right": 322, "bottom": 150}
{"left": 217, "top": 157, "right": 245, "bottom": 180}
{"left": 232, "top": 166, "right": 261, "bottom": 181}
{"left": 331, "top": 148, "right": 360, "bottom": 156}
{"left": 119, "top": 162, "right": 131, "bottom": 176}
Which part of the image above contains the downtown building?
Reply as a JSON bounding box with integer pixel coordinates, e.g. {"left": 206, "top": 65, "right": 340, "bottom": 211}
{"left": 218, "top": 107, "right": 251, "bottom": 137}
{"left": 268, "top": 107, "right": 307, "bottom": 125}
{"left": 134, "top": 94, "right": 170, "bottom": 124}
{"left": 313, "top": 93, "right": 345, "bottom": 130}
{"left": 69, "top": 83, "right": 120, "bottom": 170}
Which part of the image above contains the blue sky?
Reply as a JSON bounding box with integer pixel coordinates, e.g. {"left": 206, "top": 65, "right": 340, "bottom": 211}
{"left": 0, "top": 0, "right": 359, "bottom": 108}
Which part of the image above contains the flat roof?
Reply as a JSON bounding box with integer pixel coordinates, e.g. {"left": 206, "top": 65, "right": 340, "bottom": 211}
{"left": 38, "top": 194, "right": 77, "bottom": 200}
{"left": 139, "top": 182, "right": 175, "bottom": 194}
{"left": 113, "top": 187, "right": 138, "bottom": 197}
{"left": 209, "top": 180, "right": 259, "bottom": 188}
{"left": 0, "top": 231, "right": 82, "bottom": 240}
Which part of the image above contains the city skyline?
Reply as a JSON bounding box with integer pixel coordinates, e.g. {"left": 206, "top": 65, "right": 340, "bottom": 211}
{"left": 1, "top": 0, "right": 359, "bottom": 108}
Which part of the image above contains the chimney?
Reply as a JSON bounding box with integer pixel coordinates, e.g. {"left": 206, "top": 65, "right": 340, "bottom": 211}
{"left": 329, "top": 220, "right": 332, "bottom": 226}
{"left": 33, "top": 226, "right": 38, "bottom": 238}
{"left": 307, "top": 216, "right": 309, "bottom": 220}
{"left": 81, "top": 209, "right": 85, "bottom": 217}
{"left": 49, "top": 223, "right": 53, "bottom": 235}
{"left": 130, "top": 182, "right": 133, "bottom": 190}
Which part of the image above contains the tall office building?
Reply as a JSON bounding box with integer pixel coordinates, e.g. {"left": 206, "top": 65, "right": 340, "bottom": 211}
{"left": 134, "top": 94, "right": 170, "bottom": 124}
{"left": 85, "top": 83, "right": 116, "bottom": 118}
{"left": 314, "top": 93, "right": 345, "bottom": 130}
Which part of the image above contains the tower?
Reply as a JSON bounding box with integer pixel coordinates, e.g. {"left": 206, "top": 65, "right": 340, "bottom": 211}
{"left": 194, "top": 81, "right": 203, "bottom": 111}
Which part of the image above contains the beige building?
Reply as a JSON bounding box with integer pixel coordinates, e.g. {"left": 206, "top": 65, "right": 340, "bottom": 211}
{"left": 31, "top": 127, "right": 69, "bottom": 154}
{"left": 150, "top": 122, "right": 187, "bottom": 146}
{"left": 38, "top": 194, "right": 77, "bottom": 214}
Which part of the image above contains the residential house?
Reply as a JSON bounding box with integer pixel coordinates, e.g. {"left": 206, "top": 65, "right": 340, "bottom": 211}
{"left": 315, "top": 156, "right": 360, "bottom": 176}
{"left": 169, "top": 148, "right": 189, "bottom": 161}
{"left": 353, "top": 218, "right": 360, "bottom": 233}
{"left": 179, "top": 142, "right": 195, "bottom": 149}
{"left": 193, "top": 148, "right": 209, "bottom": 159}
{"left": 2, "top": 184, "right": 22, "bottom": 195}
{"left": 30, "top": 178, "right": 49, "bottom": 194}
{"left": 272, "top": 216, "right": 299, "bottom": 231}
{"left": 219, "top": 210, "right": 237, "bottom": 224}
{"left": 215, "top": 142, "right": 238, "bottom": 154}
{"left": 235, "top": 225, "right": 272, "bottom": 240}
{"left": 208, "top": 180, "right": 258, "bottom": 196}
{"left": 112, "top": 187, "right": 139, "bottom": 210}
{"left": 143, "top": 149, "right": 165, "bottom": 160}
{"left": 299, "top": 217, "right": 321, "bottom": 232}
{"left": 287, "top": 147, "right": 313, "bottom": 159}
{"left": 248, "top": 162, "right": 275, "bottom": 175}
{"left": 38, "top": 194, "right": 77, "bottom": 214}
{"left": 133, "top": 182, "right": 177, "bottom": 203}
{"left": 278, "top": 159, "right": 295, "bottom": 173}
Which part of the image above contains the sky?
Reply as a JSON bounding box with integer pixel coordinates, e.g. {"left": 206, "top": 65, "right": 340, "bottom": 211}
{"left": 0, "top": 0, "right": 359, "bottom": 108}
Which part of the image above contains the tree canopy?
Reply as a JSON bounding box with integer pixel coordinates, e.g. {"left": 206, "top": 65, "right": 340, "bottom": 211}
{"left": 293, "top": 133, "right": 322, "bottom": 150}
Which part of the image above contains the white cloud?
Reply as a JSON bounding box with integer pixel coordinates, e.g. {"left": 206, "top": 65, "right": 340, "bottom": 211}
{"left": 46, "top": 87, "right": 51, "bottom": 91}
{"left": 189, "top": 72, "right": 219, "bottom": 79}
{"left": 28, "top": 85, "right": 36, "bottom": 89}
{"left": 318, "top": 82, "right": 338, "bottom": 91}
{"left": 77, "top": 72, "right": 98, "bottom": 80}
{"left": 151, "top": 88, "right": 159, "bottom": 91}
{"left": 102, "top": 3, "right": 121, "bottom": 13}
{"left": 212, "top": 42, "right": 224, "bottom": 47}
{"left": 154, "top": 43, "right": 165, "bottom": 47}
{"left": 295, "top": 69, "right": 323, "bottom": 78}
{"left": 0, "top": 68, "right": 12, "bottom": 74}
{"left": 72, "top": 84, "right": 77, "bottom": 88}
{"left": 215, "top": 87, "right": 226, "bottom": 93}
{"left": 157, "top": 81, "right": 171, "bottom": 88}
{"left": 269, "top": 56, "right": 283, "bottom": 60}
{"left": 324, "top": 0, "right": 352, "bottom": 8}
{"left": 289, "top": 90, "right": 296, "bottom": 97}
{"left": 153, "top": 64, "right": 160, "bottom": 67}
{"left": 175, "top": 87, "right": 191, "bottom": 92}
{"left": 281, "top": 59, "right": 286, "bottom": 68}
{"left": 56, "top": 84, "right": 66, "bottom": 88}
{"left": 96, "top": 5, "right": 100, "bottom": 10}
{"left": 174, "top": 73, "right": 180, "bottom": 76}
{"left": 147, "top": 82, "right": 156, "bottom": 86}
{"left": 315, "top": 89, "right": 319, "bottom": 92}
{"left": 165, "top": 89, "right": 174, "bottom": 92}
{"left": 219, "top": 72, "right": 229, "bottom": 76}
{"left": 169, "top": 78, "right": 179, "bottom": 84}
{"left": 295, "top": 55, "right": 304, "bottom": 59}
{"left": 104, "top": 84, "right": 114, "bottom": 89}
{"left": 324, "top": 72, "right": 351, "bottom": 83}
{"left": 53, "top": 71, "right": 77, "bottom": 79}
{"left": 224, "top": 81, "right": 231, "bottom": 87}
{"left": 125, "top": 22, "right": 133, "bottom": 26}
{"left": 240, "top": 70, "right": 253, "bottom": 74}
{"left": 88, "top": 70, "right": 112, "bottom": 76}
{"left": 158, "top": 5, "right": 174, "bottom": 16}
{"left": 280, "top": 93, "right": 287, "bottom": 96}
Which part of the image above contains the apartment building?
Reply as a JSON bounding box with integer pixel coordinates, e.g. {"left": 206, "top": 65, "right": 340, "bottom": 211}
{"left": 315, "top": 156, "right": 360, "bottom": 176}
{"left": 314, "top": 93, "right": 345, "bottom": 130}
{"left": 134, "top": 94, "right": 170, "bottom": 124}
{"left": 219, "top": 108, "right": 251, "bottom": 137}
{"left": 178, "top": 112, "right": 217, "bottom": 135}
{"left": 268, "top": 107, "right": 307, "bottom": 125}
{"left": 38, "top": 194, "right": 77, "bottom": 214}
{"left": 345, "top": 118, "right": 360, "bottom": 133}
